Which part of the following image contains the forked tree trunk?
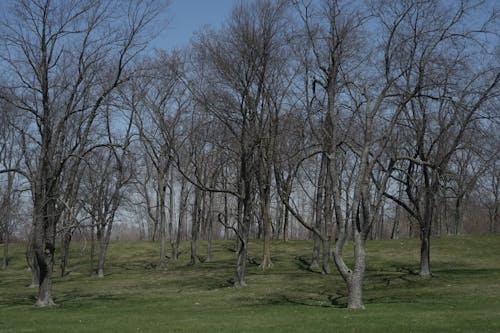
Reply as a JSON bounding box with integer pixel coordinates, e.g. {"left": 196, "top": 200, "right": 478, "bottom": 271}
{"left": 332, "top": 213, "right": 367, "bottom": 310}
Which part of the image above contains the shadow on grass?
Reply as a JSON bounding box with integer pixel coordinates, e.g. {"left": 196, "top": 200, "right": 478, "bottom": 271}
{"left": 294, "top": 256, "right": 322, "bottom": 274}
{"left": 431, "top": 267, "right": 500, "bottom": 277}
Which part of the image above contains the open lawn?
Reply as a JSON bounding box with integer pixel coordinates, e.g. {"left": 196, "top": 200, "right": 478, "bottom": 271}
{"left": 1, "top": 235, "right": 500, "bottom": 332}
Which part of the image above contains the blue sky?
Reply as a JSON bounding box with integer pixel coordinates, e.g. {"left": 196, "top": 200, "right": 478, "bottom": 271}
{"left": 151, "top": 0, "right": 237, "bottom": 51}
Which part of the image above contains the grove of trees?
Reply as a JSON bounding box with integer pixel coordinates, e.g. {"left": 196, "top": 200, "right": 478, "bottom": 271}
{"left": 0, "top": 0, "right": 498, "bottom": 310}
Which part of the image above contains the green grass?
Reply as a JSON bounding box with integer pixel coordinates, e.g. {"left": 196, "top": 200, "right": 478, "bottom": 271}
{"left": 1, "top": 235, "right": 500, "bottom": 332}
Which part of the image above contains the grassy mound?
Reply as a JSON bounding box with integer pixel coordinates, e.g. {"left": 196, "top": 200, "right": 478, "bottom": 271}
{"left": 1, "top": 235, "right": 499, "bottom": 332}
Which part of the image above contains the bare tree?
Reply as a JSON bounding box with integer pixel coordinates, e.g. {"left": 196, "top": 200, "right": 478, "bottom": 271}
{"left": 83, "top": 146, "right": 134, "bottom": 277}
{"left": 83, "top": 99, "right": 135, "bottom": 277}
{"left": 189, "top": 0, "right": 289, "bottom": 286}
{"left": 0, "top": 0, "right": 164, "bottom": 306}
{"left": 381, "top": 0, "right": 499, "bottom": 277}
{"left": 131, "top": 51, "right": 187, "bottom": 268}
{"left": 0, "top": 98, "right": 23, "bottom": 269}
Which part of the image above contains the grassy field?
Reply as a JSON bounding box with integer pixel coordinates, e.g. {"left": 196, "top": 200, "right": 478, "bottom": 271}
{"left": 1, "top": 235, "right": 500, "bottom": 332}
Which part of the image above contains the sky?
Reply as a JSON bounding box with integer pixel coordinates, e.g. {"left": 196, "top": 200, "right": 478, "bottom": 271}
{"left": 150, "top": 0, "right": 237, "bottom": 51}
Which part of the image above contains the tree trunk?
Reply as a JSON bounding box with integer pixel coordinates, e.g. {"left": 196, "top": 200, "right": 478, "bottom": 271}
{"left": 34, "top": 248, "right": 55, "bottom": 307}
{"left": 377, "top": 204, "right": 385, "bottom": 239}
{"left": 90, "top": 224, "right": 96, "bottom": 276}
{"left": 454, "top": 196, "right": 463, "bottom": 235}
{"left": 391, "top": 207, "right": 400, "bottom": 240}
{"left": 259, "top": 182, "right": 273, "bottom": 269}
{"left": 97, "top": 221, "right": 113, "bottom": 278}
{"left": 419, "top": 225, "right": 431, "bottom": 277}
{"left": 235, "top": 237, "right": 248, "bottom": 288}
{"left": 310, "top": 161, "right": 325, "bottom": 270}
{"left": 282, "top": 203, "right": 289, "bottom": 242}
{"left": 1, "top": 172, "right": 13, "bottom": 270}
{"left": 235, "top": 201, "right": 250, "bottom": 288}
{"left": 158, "top": 173, "right": 167, "bottom": 269}
{"left": 2, "top": 226, "right": 8, "bottom": 270}
{"left": 175, "top": 178, "right": 187, "bottom": 261}
{"left": 321, "top": 238, "right": 331, "bottom": 275}
{"left": 418, "top": 170, "right": 436, "bottom": 277}
{"left": 60, "top": 230, "right": 72, "bottom": 277}
{"left": 189, "top": 187, "right": 200, "bottom": 266}
{"left": 274, "top": 195, "right": 283, "bottom": 240}
{"left": 206, "top": 192, "right": 214, "bottom": 262}
{"left": 347, "top": 232, "right": 366, "bottom": 309}
{"left": 169, "top": 169, "right": 176, "bottom": 262}
{"left": 32, "top": 188, "right": 57, "bottom": 306}
{"left": 27, "top": 235, "right": 39, "bottom": 288}
{"left": 309, "top": 236, "right": 320, "bottom": 270}
{"left": 490, "top": 202, "right": 499, "bottom": 233}
{"left": 235, "top": 159, "right": 252, "bottom": 287}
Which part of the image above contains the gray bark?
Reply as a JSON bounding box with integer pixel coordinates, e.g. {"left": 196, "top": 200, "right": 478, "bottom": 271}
{"left": 189, "top": 187, "right": 201, "bottom": 266}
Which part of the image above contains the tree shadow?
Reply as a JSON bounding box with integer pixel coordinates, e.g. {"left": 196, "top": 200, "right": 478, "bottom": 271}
{"left": 294, "top": 256, "right": 322, "bottom": 274}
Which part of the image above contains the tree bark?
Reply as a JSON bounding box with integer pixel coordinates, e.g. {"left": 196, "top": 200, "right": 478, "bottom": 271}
{"left": 454, "top": 196, "right": 464, "bottom": 235}
{"left": 321, "top": 238, "right": 331, "bottom": 275}
{"left": 60, "top": 230, "right": 72, "bottom": 277}
{"left": 347, "top": 232, "right": 366, "bottom": 309}
{"left": 27, "top": 237, "right": 39, "bottom": 288}
{"left": 169, "top": 169, "right": 176, "bottom": 262}
{"left": 158, "top": 170, "right": 168, "bottom": 269}
{"left": 310, "top": 158, "right": 326, "bottom": 270}
{"left": 89, "top": 225, "right": 95, "bottom": 276}
{"left": 206, "top": 192, "right": 214, "bottom": 263}
{"left": 189, "top": 187, "right": 200, "bottom": 266}
{"left": 33, "top": 195, "right": 57, "bottom": 306}
{"left": 97, "top": 220, "right": 113, "bottom": 278}
{"left": 282, "top": 206, "right": 289, "bottom": 242}
{"left": 259, "top": 193, "right": 273, "bottom": 269}
{"left": 2, "top": 227, "right": 8, "bottom": 270}
{"left": 1, "top": 172, "right": 13, "bottom": 270}
{"left": 235, "top": 154, "right": 253, "bottom": 287}
{"left": 419, "top": 225, "right": 432, "bottom": 277}
{"left": 258, "top": 156, "right": 273, "bottom": 269}
{"left": 174, "top": 177, "right": 188, "bottom": 261}
{"left": 235, "top": 204, "right": 250, "bottom": 287}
